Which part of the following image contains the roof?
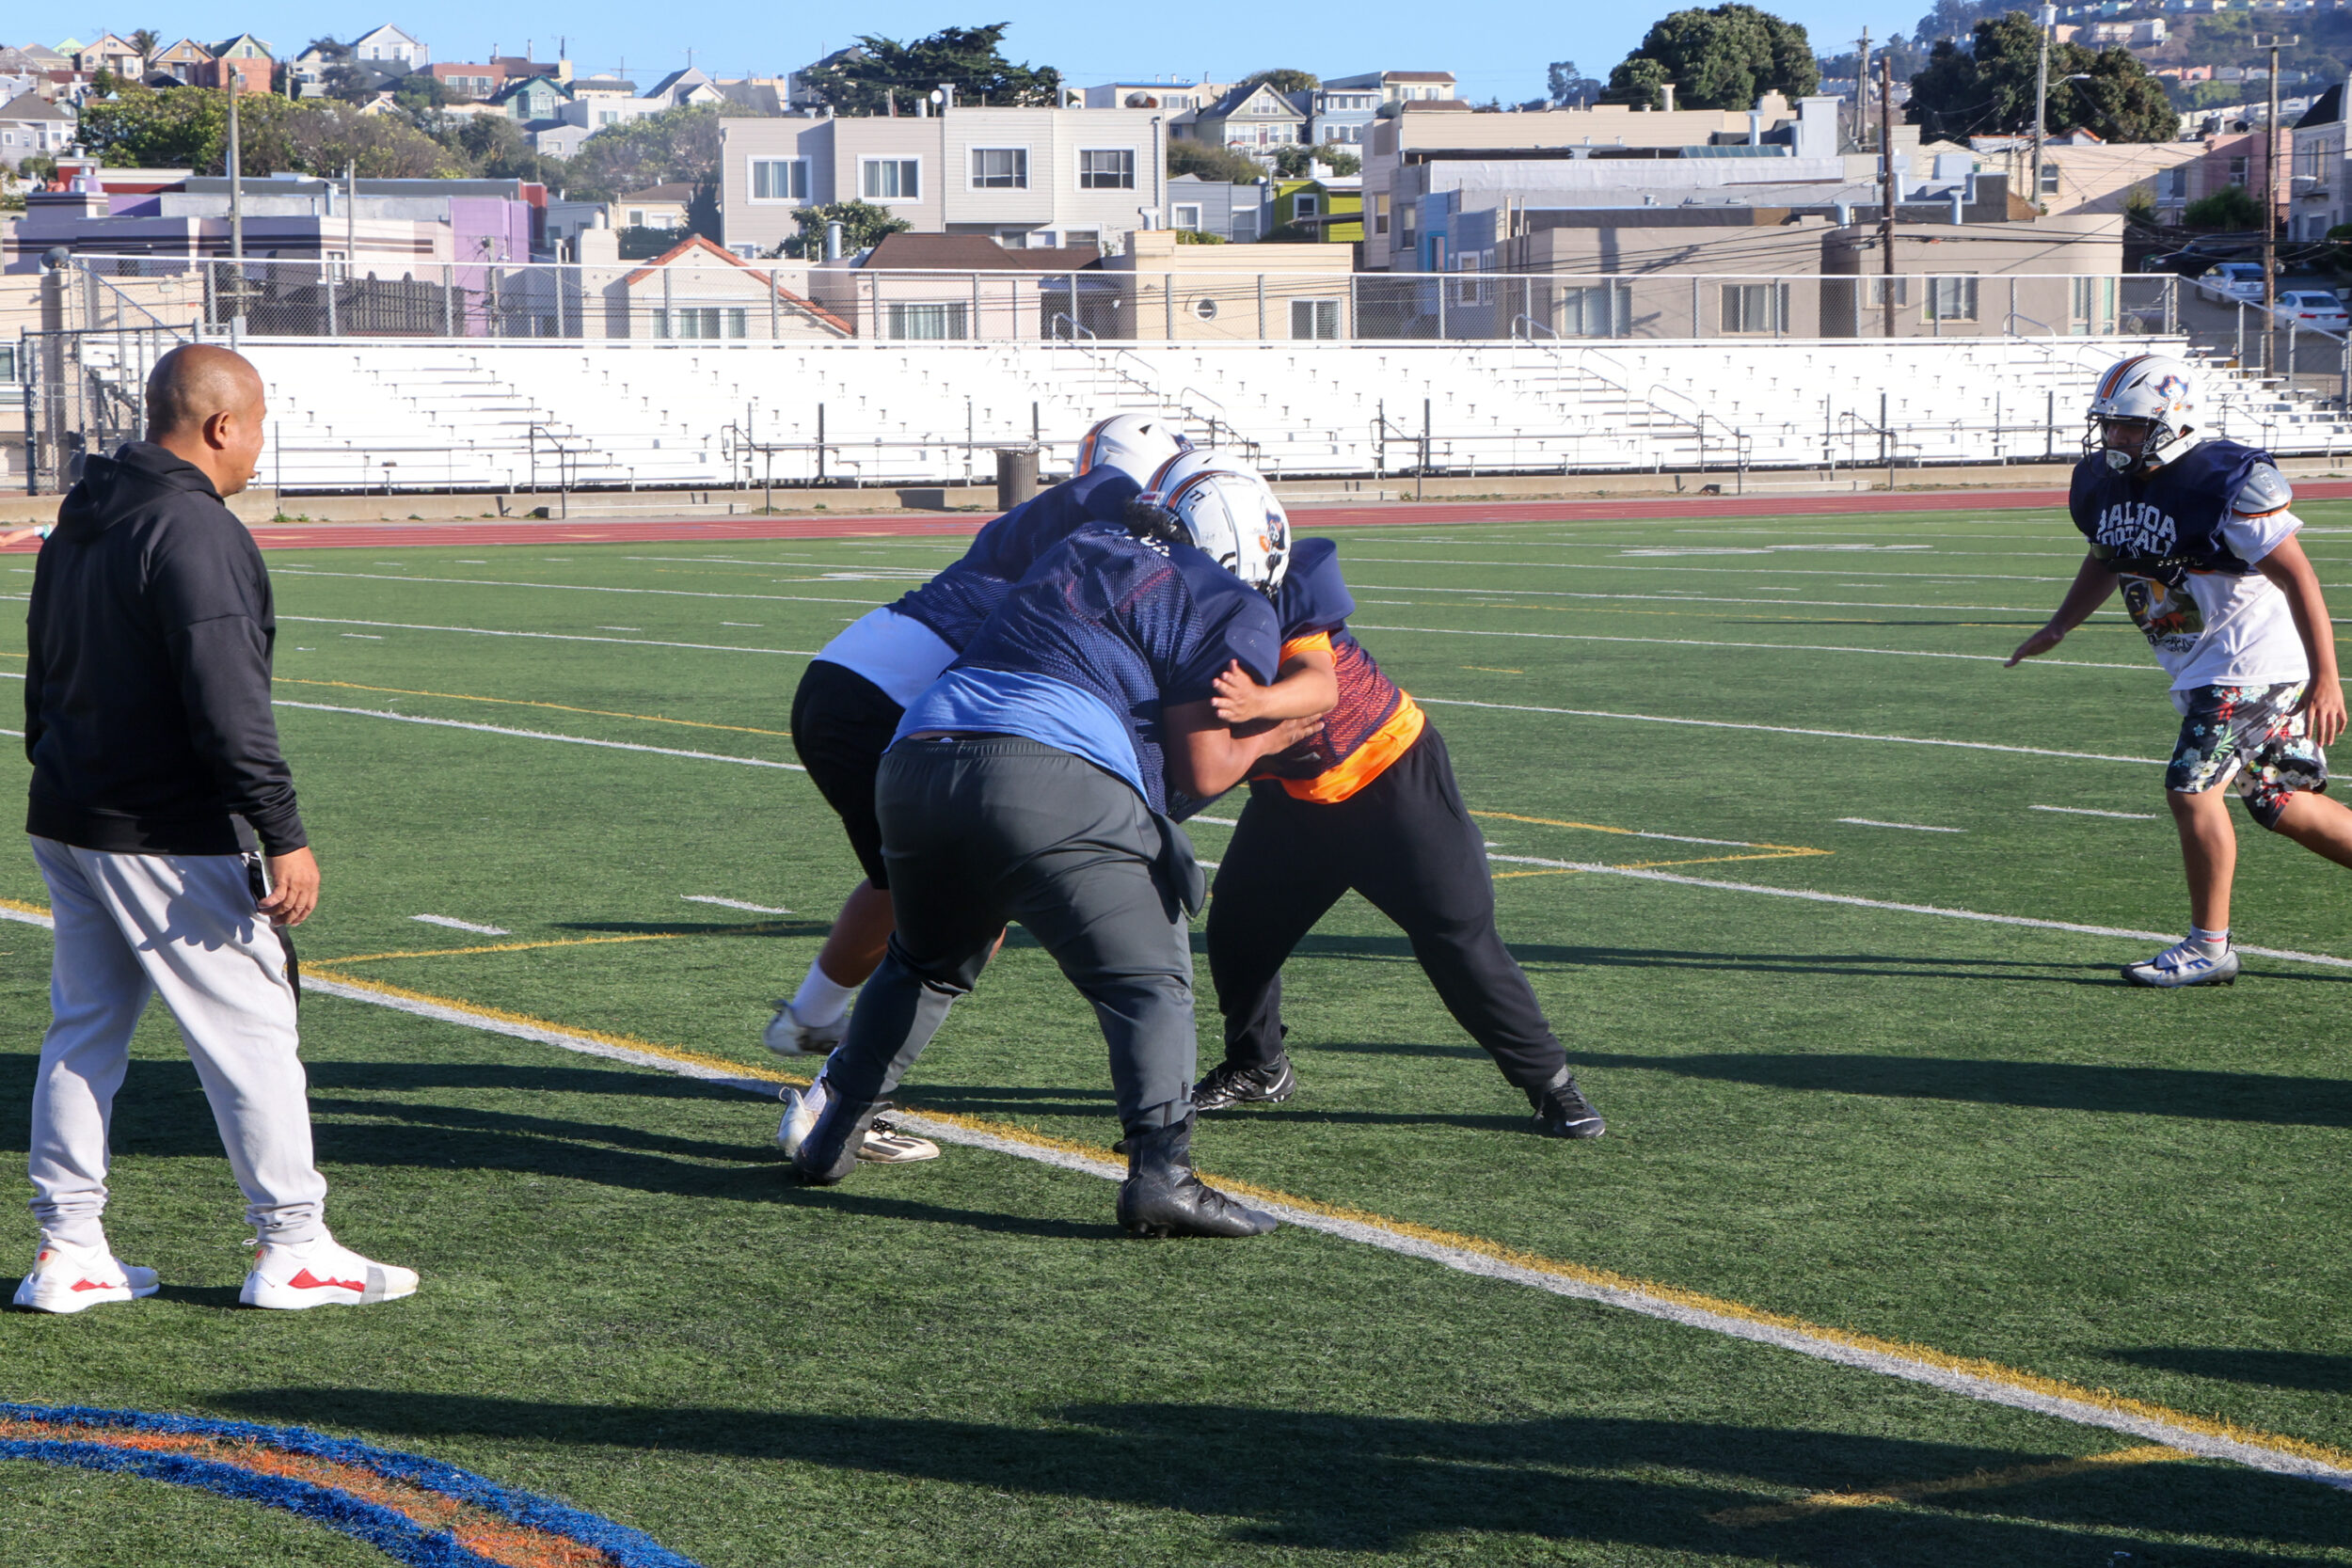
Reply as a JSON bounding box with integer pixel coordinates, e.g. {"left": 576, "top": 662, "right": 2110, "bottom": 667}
{"left": 618, "top": 182, "right": 695, "bottom": 203}
{"left": 1399, "top": 98, "right": 1472, "bottom": 112}
{"left": 351, "top": 23, "right": 421, "bottom": 44}
{"left": 1201, "top": 82, "right": 1309, "bottom": 119}
{"left": 860, "top": 232, "right": 1105, "bottom": 271}
{"left": 1385, "top": 71, "right": 1455, "bottom": 82}
{"left": 644, "top": 67, "right": 715, "bottom": 100}
{"left": 571, "top": 77, "right": 636, "bottom": 93}
{"left": 0, "top": 92, "right": 72, "bottom": 121}
{"left": 2297, "top": 84, "right": 2342, "bottom": 129}
{"left": 619, "top": 235, "right": 854, "bottom": 336}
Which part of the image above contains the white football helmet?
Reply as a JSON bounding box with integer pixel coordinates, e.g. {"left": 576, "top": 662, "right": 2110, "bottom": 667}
{"left": 1140, "top": 451, "right": 1290, "bottom": 592}
{"left": 2087, "top": 353, "right": 2201, "bottom": 475}
{"left": 1075, "top": 413, "right": 1194, "bottom": 484}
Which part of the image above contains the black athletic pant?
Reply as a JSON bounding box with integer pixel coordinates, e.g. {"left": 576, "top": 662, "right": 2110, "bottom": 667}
{"left": 1205, "top": 724, "right": 1570, "bottom": 1094}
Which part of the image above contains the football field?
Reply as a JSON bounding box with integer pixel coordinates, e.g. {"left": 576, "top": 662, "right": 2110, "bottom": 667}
{"left": 4, "top": 500, "right": 2352, "bottom": 1565}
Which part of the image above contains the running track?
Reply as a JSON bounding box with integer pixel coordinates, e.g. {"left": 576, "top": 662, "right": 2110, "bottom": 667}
{"left": 21, "top": 480, "right": 2352, "bottom": 551}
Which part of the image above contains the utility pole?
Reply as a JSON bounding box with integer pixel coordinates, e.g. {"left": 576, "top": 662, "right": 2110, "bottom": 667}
{"left": 2030, "top": 4, "right": 2055, "bottom": 215}
{"left": 1854, "top": 27, "right": 1871, "bottom": 154}
{"left": 226, "top": 76, "right": 244, "bottom": 266}
{"left": 1881, "top": 50, "right": 1897, "bottom": 339}
{"left": 2258, "top": 33, "right": 2296, "bottom": 376}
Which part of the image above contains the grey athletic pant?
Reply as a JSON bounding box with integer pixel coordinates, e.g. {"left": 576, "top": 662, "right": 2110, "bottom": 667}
{"left": 25, "top": 836, "right": 328, "bottom": 1250}
{"left": 824, "top": 736, "right": 1200, "bottom": 1134}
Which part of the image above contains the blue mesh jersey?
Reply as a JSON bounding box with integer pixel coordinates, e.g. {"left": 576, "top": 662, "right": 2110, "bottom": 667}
{"left": 890, "top": 466, "right": 1143, "bottom": 651}
{"left": 898, "top": 523, "right": 1280, "bottom": 816}
{"left": 2070, "top": 439, "right": 2274, "bottom": 581}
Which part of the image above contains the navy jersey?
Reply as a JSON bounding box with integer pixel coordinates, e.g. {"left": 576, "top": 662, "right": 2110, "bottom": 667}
{"left": 890, "top": 466, "right": 1143, "bottom": 651}
{"left": 1252, "top": 537, "right": 1422, "bottom": 800}
{"left": 2069, "top": 438, "right": 2274, "bottom": 583}
{"left": 899, "top": 523, "right": 1279, "bottom": 816}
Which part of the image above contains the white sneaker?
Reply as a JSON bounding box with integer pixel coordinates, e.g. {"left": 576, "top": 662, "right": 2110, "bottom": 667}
{"left": 777, "top": 1081, "right": 941, "bottom": 1164}
{"left": 2122, "top": 938, "right": 2242, "bottom": 989}
{"left": 240, "top": 1234, "right": 419, "bottom": 1310}
{"left": 764, "top": 999, "right": 845, "bottom": 1058}
{"left": 10, "top": 1241, "right": 159, "bottom": 1314}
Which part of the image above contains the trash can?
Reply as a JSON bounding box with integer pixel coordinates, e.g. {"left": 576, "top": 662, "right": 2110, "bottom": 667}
{"left": 995, "top": 447, "right": 1039, "bottom": 512}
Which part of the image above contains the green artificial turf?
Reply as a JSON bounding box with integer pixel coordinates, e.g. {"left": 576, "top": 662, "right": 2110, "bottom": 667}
{"left": 0, "top": 508, "right": 2348, "bottom": 1563}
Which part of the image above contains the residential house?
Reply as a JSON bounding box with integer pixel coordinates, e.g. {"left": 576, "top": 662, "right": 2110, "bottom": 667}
{"left": 1080, "top": 80, "right": 1213, "bottom": 112}
{"left": 289, "top": 42, "right": 341, "bottom": 89}
{"left": 72, "top": 35, "right": 143, "bottom": 78}
{"left": 1273, "top": 175, "right": 1362, "bottom": 243}
{"left": 721, "top": 104, "right": 1173, "bottom": 257}
{"left": 545, "top": 196, "right": 609, "bottom": 246}
{"left": 615, "top": 182, "right": 694, "bottom": 232}
{"left": 1167, "top": 173, "right": 1271, "bottom": 242}
{"left": 207, "top": 35, "right": 274, "bottom": 95}
{"left": 490, "top": 55, "right": 564, "bottom": 83}
{"left": 715, "top": 76, "right": 790, "bottom": 116}
{"left": 0, "top": 92, "right": 73, "bottom": 169}
{"left": 532, "top": 122, "right": 593, "bottom": 157}
{"left": 602, "top": 233, "right": 850, "bottom": 340}
{"left": 2293, "top": 84, "right": 2351, "bottom": 240}
{"left": 489, "top": 73, "right": 568, "bottom": 125}
{"left": 1325, "top": 70, "right": 1456, "bottom": 109}
{"left": 428, "top": 62, "right": 505, "bottom": 101}
{"left": 1967, "top": 132, "right": 2202, "bottom": 220}
{"left": 807, "top": 231, "right": 1110, "bottom": 339}
{"left": 348, "top": 24, "right": 427, "bottom": 71}
{"left": 148, "top": 39, "right": 213, "bottom": 86}
{"left": 1179, "top": 81, "right": 1310, "bottom": 164}
{"left": 1099, "top": 228, "right": 1356, "bottom": 341}
{"left": 562, "top": 77, "right": 651, "bottom": 132}
{"left": 641, "top": 67, "right": 723, "bottom": 108}
{"left": 1310, "top": 81, "right": 1384, "bottom": 148}
{"left": 20, "top": 44, "right": 69, "bottom": 73}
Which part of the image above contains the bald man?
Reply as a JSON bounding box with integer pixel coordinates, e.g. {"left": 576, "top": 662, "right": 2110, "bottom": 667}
{"left": 12, "top": 345, "right": 417, "bottom": 1313}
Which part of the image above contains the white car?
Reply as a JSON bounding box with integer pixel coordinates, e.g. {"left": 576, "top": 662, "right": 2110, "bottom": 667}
{"left": 2196, "top": 262, "right": 2265, "bottom": 304}
{"left": 2277, "top": 289, "right": 2350, "bottom": 331}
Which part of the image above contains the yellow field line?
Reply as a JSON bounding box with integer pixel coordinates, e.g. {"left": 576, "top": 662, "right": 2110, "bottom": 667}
{"left": 1460, "top": 665, "right": 1525, "bottom": 674}
{"left": 261, "top": 971, "right": 2352, "bottom": 1482}
{"left": 272, "top": 677, "right": 794, "bottom": 738}
{"left": 1709, "top": 1444, "right": 2189, "bottom": 1527}
{"left": 321, "top": 920, "right": 795, "bottom": 965}
{"left": 1473, "top": 811, "right": 1832, "bottom": 878}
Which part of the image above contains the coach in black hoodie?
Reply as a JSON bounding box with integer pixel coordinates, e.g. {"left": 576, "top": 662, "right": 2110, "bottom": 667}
{"left": 13, "top": 344, "right": 417, "bottom": 1316}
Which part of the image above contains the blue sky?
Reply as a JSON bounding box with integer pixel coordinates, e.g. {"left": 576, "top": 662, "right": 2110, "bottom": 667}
{"left": 50, "top": 2, "right": 1912, "bottom": 101}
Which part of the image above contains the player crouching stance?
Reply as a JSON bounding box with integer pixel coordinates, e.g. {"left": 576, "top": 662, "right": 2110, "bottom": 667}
{"left": 2010, "top": 353, "right": 2352, "bottom": 986}
{"left": 792, "top": 466, "right": 1317, "bottom": 1236}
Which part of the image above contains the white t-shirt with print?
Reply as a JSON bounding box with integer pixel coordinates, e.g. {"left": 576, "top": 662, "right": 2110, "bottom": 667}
{"left": 2119, "top": 495, "right": 2307, "bottom": 696}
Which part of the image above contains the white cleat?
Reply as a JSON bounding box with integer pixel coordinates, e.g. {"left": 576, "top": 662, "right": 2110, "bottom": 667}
{"left": 10, "top": 1242, "right": 159, "bottom": 1314}
{"left": 777, "top": 1081, "right": 940, "bottom": 1165}
{"left": 240, "top": 1234, "right": 419, "bottom": 1310}
{"left": 2122, "top": 939, "right": 2242, "bottom": 989}
{"left": 763, "top": 999, "right": 844, "bottom": 1059}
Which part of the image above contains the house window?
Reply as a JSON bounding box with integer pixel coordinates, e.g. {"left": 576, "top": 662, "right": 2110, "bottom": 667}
{"left": 1171, "top": 203, "right": 1201, "bottom": 230}
{"left": 1865, "top": 277, "right": 1909, "bottom": 308}
{"left": 751, "top": 157, "right": 810, "bottom": 201}
{"left": 1721, "top": 281, "right": 1791, "bottom": 333}
{"left": 1926, "top": 275, "right": 1979, "bottom": 322}
{"left": 2039, "top": 160, "right": 2059, "bottom": 194}
{"left": 656, "top": 307, "right": 749, "bottom": 340}
{"left": 2230, "top": 155, "right": 2249, "bottom": 186}
{"left": 887, "top": 302, "right": 969, "bottom": 340}
{"left": 1231, "top": 208, "right": 1259, "bottom": 241}
{"left": 2160, "top": 166, "right": 2188, "bottom": 199}
{"left": 970, "top": 148, "right": 1027, "bottom": 188}
{"left": 628, "top": 210, "right": 645, "bottom": 227}
{"left": 1292, "top": 298, "right": 1340, "bottom": 339}
{"left": 2071, "top": 275, "right": 2118, "bottom": 333}
{"left": 862, "top": 157, "right": 920, "bottom": 200}
{"left": 1294, "top": 193, "right": 1320, "bottom": 220}
{"left": 1079, "top": 148, "right": 1135, "bottom": 189}
{"left": 1372, "top": 193, "right": 1391, "bottom": 234}
{"left": 0, "top": 344, "right": 15, "bottom": 382}
{"left": 599, "top": 111, "right": 617, "bottom": 126}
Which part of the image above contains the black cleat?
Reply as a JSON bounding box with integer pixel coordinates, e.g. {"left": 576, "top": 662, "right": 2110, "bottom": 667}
{"left": 1115, "top": 1116, "right": 1279, "bottom": 1238}
{"left": 792, "top": 1097, "right": 889, "bottom": 1184}
{"left": 1191, "top": 1055, "right": 1296, "bottom": 1113}
{"left": 1529, "top": 1068, "right": 1605, "bottom": 1140}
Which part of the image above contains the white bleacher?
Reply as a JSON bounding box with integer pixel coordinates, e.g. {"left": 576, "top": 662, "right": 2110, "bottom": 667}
{"left": 210, "top": 336, "right": 2352, "bottom": 493}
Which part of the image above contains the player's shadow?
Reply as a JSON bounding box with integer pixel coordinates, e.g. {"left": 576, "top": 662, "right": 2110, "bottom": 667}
{"left": 1570, "top": 1050, "right": 2352, "bottom": 1128}
{"left": 1279, "top": 934, "right": 2124, "bottom": 987}
{"left": 211, "top": 1389, "right": 2351, "bottom": 1561}
{"left": 2106, "top": 1347, "right": 2352, "bottom": 1395}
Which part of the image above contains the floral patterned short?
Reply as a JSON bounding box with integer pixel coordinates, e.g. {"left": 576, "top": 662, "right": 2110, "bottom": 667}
{"left": 2167, "top": 681, "right": 2329, "bottom": 829}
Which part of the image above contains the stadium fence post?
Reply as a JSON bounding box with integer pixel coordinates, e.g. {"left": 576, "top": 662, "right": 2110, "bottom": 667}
{"left": 771, "top": 268, "right": 780, "bottom": 340}
{"left": 443, "top": 264, "right": 454, "bottom": 338}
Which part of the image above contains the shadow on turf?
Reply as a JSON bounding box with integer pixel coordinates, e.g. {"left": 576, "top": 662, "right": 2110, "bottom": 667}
{"left": 1564, "top": 1051, "right": 2352, "bottom": 1127}
{"left": 210, "top": 1389, "right": 2349, "bottom": 1560}
{"left": 2108, "top": 1347, "right": 2352, "bottom": 1395}
{"left": 1279, "top": 933, "right": 2145, "bottom": 988}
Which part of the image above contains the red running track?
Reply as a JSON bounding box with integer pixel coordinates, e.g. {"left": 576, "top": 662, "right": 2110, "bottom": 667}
{"left": 18, "top": 479, "right": 2352, "bottom": 552}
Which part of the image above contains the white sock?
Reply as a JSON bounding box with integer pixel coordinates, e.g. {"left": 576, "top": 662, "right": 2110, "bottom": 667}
{"left": 2189, "top": 925, "right": 2231, "bottom": 955}
{"left": 791, "top": 960, "right": 858, "bottom": 1027}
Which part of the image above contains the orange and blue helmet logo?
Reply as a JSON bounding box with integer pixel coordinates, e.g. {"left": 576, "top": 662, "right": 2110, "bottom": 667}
{"left": 2155, "top": 372, "right": 2189, "bottom": 404}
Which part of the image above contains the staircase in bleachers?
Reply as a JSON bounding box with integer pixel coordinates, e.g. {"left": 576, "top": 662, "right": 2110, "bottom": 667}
{"left": 225, "top": 336, "right": 2352, "bottom": 494}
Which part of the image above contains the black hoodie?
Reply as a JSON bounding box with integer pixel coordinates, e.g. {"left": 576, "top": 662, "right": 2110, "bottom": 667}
{"left": 24, "top": 442, "right": 306, "bottom": 856}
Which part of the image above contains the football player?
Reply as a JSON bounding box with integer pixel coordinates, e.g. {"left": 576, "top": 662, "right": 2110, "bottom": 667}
{"left": 2010, "top": 353, "right": 2352, "bottom": 986}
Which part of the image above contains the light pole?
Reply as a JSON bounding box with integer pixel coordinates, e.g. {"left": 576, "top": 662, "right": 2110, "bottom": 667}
{"left": 2030, "top": 4, "right": 2056, "bottom": 214}
{"left": 2258, "top": 33, "right": 2297, "bottom": 376}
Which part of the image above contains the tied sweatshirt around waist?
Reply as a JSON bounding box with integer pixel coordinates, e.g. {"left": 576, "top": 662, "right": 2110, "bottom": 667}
{"left": 24, "top": 441, "right": 307, "bottom": 856}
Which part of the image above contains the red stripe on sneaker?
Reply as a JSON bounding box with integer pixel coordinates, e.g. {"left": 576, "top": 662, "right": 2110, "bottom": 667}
{"left": 285, "top": 1269, "right": 364, "bottom": 1292}
{"left": 68, "top": 1278, "right": 113, "bottom": 1292}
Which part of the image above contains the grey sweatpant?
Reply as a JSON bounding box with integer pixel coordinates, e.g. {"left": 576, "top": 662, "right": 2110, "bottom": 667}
{"left": 825, "top": 736, "right": 1200, "bottom": 1134}
{"left": 26, "top": 836, "right": 327, "bottom": 1250}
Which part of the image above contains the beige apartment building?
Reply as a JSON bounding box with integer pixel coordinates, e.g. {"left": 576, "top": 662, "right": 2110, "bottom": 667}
{"left": 720, "top": 105, "right": 1173, "bottom": 258}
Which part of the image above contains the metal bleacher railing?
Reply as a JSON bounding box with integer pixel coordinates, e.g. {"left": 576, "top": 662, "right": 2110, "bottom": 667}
{"left": 14, "top": 256, "right": 2352, "bottom": 498}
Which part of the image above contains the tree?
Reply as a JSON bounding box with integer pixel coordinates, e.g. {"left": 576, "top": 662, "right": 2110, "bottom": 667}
{"left": 302, "top": 35, "right": 351, "bottom": 62}
{"left": 1272, "top": 144, "right": 1359, "bottom": 178}
{"left": 441, "top": 113, "right": 566, "bottom": 184}
{"left": 1604, "top": 5, "right": 1819, "bottom": 110}
{"left": 1601, "top": 55, "right": 1672, "bottom": 109}
{"left": 128, "top": 28, "right": 160, "bottom": 65}
{"left": 1905, "top": 11, "right": 2174, "bottom": 142}
{"left": 564, "top": 104, "right": 727, "bottom": 200}
{"left": 391, "top": 72, "right": 447, "bottom": 111}
{"left": 1546, "top": 60, "right": 1600, "bottom": 106}
{"left": 796, "top": 24, "right": 1059, "bottom": 115}
{"left": 1168, "top": 137, "right": 1265, "bottom": 183}
{"left": 686, "top": 175, "right": 722, "bottom": 242}
{"left": 778, "top": 198, "right": 912, "bottom": 258}
{"left": 2185, "top": 183, "right": 2263, "bottom": 230}
{"left": 76, "top": 85, "right": 458, "bottom": 177}
{"left": 321, "top": 61, "right": 381, "bottom": 104}
{"left": 1234, "top": 68, "right": 1318, "bottom": 95}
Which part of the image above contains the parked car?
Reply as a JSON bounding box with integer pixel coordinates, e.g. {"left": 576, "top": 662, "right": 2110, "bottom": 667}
{"left": 2276, "top": 289, "right": 2349, "bottom": 331}
{"left": 2196, "top": 261, "right": 2266, "bottom": 303}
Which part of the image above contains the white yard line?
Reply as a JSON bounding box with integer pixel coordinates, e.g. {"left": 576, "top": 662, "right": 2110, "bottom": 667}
{"left": 271, "top": 701, "right": 806, "bottom": 770}
{"left": 1839, "top": 818, "right": 1966, "bottom": 833}
{"left": 1353, "top": 624, "right": 2153, "bottom": 672}
{"left": 279, "top": 616, "right": 818, "bottom": 657}
{"left": 1416, "top": 696, "right": 2161, "bottom": 766}
{"left": 410, "top": 914, "right": 509, "bottom": 935}
{"left": 2031, "top": 804, "right": 2159, "bottom": 820}
{"left": 1352, "top": 582, "right": 2102, "bottom": 615}
{"left": 1344, "top": 557, "right": 2082, "bottom": 584}
{"left": 680, "top": 895, "right": 793, "bottom": 914}
{"left": 273, "top": 567, "right": 885, "bottom": 609}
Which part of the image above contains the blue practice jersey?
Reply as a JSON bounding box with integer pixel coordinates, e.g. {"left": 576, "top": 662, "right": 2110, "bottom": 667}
{"left": 897, "top": 523, "right": 1280, "bottom": 816}
{"left": 890, "top": 467, "right": 1143, "bottom": 652}
{"left": 2069, "top": 439, "right": 2274, "bottom": 582}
